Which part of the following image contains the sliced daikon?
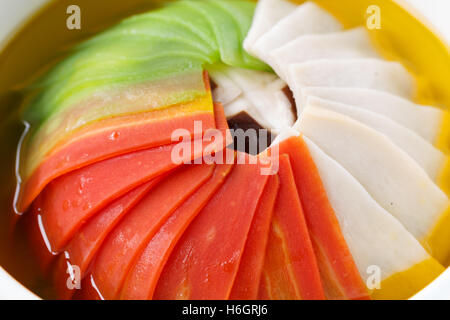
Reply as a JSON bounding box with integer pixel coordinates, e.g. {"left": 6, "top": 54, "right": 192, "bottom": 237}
{"left": 306, "top": 96, "right": 447, "bottom": 181}
{"left": 223, "top": 66, "right": 284, "bottom": 91}
{"left": 299, "top": 87, "right": 444, "bottom": 142}
{"left": 209, "top": 68, "right": 242, "bottom": 105}
{"left": 295, "top": 106, "right": 450, "bottom": 264}
{"left": 211, "top": 66, "right": 295, "bottom": 131}
{"left": 303, "top": 136, "right": 444, "bottom": 299}
{"left": 224, "top": 94, "right": 292, "bottom": 132}
{"left": 224, "top": 96, "right": 265, "bottom": 125}
{"left": 270, "top": 27, "right": 378, "bottom": 81}
{"left": 251, "top": 2, "right": 341, "bottom": 64}
{"left": 289, "top": 59, "right": 416, "bottom": 100}
{"left": 243, "top": 0, "right": 296, "bottom": 54}
{"left": 246, "top": 90, "right": 294, "bottom": 130}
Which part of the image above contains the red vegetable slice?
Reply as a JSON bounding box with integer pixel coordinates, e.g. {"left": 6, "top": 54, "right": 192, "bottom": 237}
{"left": 52, "top": 177, "right": 163, "bottom": 299}
{"left": 153, "top": 153, "right": 270, "bottom": 300}
{"left": 120, "top": 160, "right": 234, "bottom": 300}
{"left": 258, "top": 154, "right": 325, "bottom": 300}
{"left": 229, "top": 174, "right": 279, "bottom": 300}
{"left": 37, "top": 144, "right": 191, "bottom": 252}
{"left": 17, "top": 73, "right": 215, "bottom": 213}
{"left": 19, "top": 105, "right": 215, "bottom": 213}
{"left": 35, "top": 102, "right": 229, "bottom": 252}
{"left": 87, "top": 163, "right": 215, "bottom": 300}
{"left": 278, "top": 136, "right": 369, "bottom": 300}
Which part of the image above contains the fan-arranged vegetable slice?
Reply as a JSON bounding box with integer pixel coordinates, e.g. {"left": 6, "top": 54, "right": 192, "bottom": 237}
{"left": 298, "top": 87, "right": 448, "bottom": 143}
{"left": 299, "top": 89, "right": 450, "bottom": 194}
{"left": 145, "top": 2, "right": 217, "bottom": 49}
{"left": 258, "top": 155, "right": 325, "bottom": 300}
{"left": 211, "top": 0, "right": 267, "bottom": 68}
{"left": 86, "top": 163, "right": 215, "bottom": 300}
{"left": 296, "top": 107, "right": 450, "bottom": 264}
{"left": 52, "top": 178, "right": 163, "bottom": 300}
{"left": 250, "top": 1, "right": 342, "bottom": 65}
{"left": 153, "top": 153, "right": 270, "bottom": 299}
{"left": 289, "top": 59, "right": 416, "bottom": 101}
{"left": 209, "top": 68, "right": 242, "bottom": 105}
{"left": 35, "top": 146, "right": 188, "bottom": 253}
{"left": 120, "top": 160, "right": 234, "bottom": 300}
{"left": 243, "top": 0, "right": 297, "bottom": 54}
{"left": 275, "top": 135, "right": 369, "bottom": 300}
{"left": 210, "top": 65, "right": 295, "bottom": 132}
{"left": 270, "top": 27, "right": 379, "bottom": 84}
{"left": 18, "top": 72, "right": 215, "bottom": 213}
{"left": 306, "top": 96, "right": 448, "bottom": 183}
{"left": 229, "top": 174, "right": 279, "bottom": 300}
{"left": 302, "top": 136, "right": 444, "bottom": 299}
{"left": 30, "top": 101, "right": 230, "bottom": 253}
{"left": 18, "top": 0, "right": 268, "bottom": 213}
{"left": 54, "top": 100, "right": 230, "bottom": 298}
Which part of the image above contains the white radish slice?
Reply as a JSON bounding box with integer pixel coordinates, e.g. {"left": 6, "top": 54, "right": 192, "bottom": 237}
{"left": 224, "top": 96, "right": 282, "bottom": 133}
{"left": 306, "top": 96, "right": 447, "bottom": 181}
{"left": 224, "top": 96, "right": 266, "bottom": 126}
{"left": 251, "top": 2, "right": 342, "bottom": 64}
{"left": 243, "top": 0, "right": 296, "bottom": 54}
{"left": 299, "top": 87, "right": 444, "bottom": 143}
{"left": 289, "top": 59, "right": 416, "bottom": 101}
{"left": 212, "top": 67, "right": 296, "bottom": 132}
{"left": 245, "top": 88, "right": 295, "bottom": 130}
{"left": 225, "top": 93, "right": 293, "bottom": 132}
{"left": 270, "top": 27, "right": 379, "bottom": 81}
{"left": 209, "top": 68, "right": 242, "bottom": 105}
{"left": 223, "top": 66, "right": 283, "bottom": 91}
{"left": 303, "top": 136, "right": 434, "bottom": 286}
{"left": 224, "top": 67, "right": 295, "bottom": 129}
{"left": 295, "top": 106, "right": 449, "bottom": 248}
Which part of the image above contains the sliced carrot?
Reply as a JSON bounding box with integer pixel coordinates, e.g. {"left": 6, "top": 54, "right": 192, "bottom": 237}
{"left": 37, "top": 143, "right": 188, "bottom": 252}
{"left": 86, "top": 163, "right": 215, "bottom": 300}
{"left": 229, "top": 174, "right": 279, "bottom": 300}
{"left": 18, "top": 103, "right": 215, "bottom": 213}
{"left": 278, "top": 137, "right": 369, "bottom": 300}
{"left": 153, "top": 153, "right": 270, "bottom": 300}
{"left": 259, "top": 155, "right": 324, "bottom": 300}
{"left": 120, "top": 160, "right": 234, "bottom": 300}
{"left": 25, "top": 101, "right": 231, "bottom": 299}
{"left": 35, "top": 102, "right": 229, "bottom": 252}
{"left": 52, "top": 178, "right": 163, "bottom": 300}
{"left": 18, "top": 71, "right": 215, "bottom": 213}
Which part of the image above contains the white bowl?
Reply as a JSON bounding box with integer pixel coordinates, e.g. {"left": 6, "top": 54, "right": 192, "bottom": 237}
{"left": 0, "top": 0, "right": 448, "bottom": 300}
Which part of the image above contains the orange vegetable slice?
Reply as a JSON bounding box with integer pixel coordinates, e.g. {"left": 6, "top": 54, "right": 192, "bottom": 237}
{"left": 153, "top": 153, "right": 270, "bottom": 300}
{"left": 278, "top": 136, "right": 369, "bottom": 300}
{"left": 229, "top": 174, "right": 279, "bottom": 300}
{"left": 120, "top": 160, "right": 234, "bottom": 300}
{"left": 17, "top": 73, "right": 215, "bottom": 213}
{"left": 87, "top": 163, "right": 215, "bottom": 299}
{"left": 259, "top": 154, "right": 325, "bottom": 300}
{"left": 34, "top": 102, "right": 229, "bottom": 252}
{"left": 52, "top": 178, "right": 163, "bottom": 299}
